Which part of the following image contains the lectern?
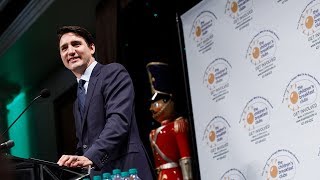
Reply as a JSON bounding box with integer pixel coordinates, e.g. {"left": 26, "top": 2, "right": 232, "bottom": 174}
{"left": 8, "top": 155, "right": 89, "bottom": 180}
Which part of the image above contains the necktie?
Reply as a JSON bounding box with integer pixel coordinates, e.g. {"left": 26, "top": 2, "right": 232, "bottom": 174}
{"left": 77, "top": 79, "right": 86, "bottom": 118}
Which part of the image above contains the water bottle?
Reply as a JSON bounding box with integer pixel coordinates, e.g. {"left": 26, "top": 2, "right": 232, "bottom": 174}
{"left": 93, "top": 175, "right": 102, "bottom": 180}
{"left": 120, "top": 171, "right": 130, "bottom": 180}
{"left": 102, "top": 172, "right": 112, "bottom": 180}
{"left": 128, "top": 168, "right": 141, "bottom": 180}
{"left": 112, "top": 169, "right": 121, "bottom": 180}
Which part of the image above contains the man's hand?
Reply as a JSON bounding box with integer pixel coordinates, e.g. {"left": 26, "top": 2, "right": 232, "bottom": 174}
{"left": 57, "top": 155, "right": 93, "bottom": 168}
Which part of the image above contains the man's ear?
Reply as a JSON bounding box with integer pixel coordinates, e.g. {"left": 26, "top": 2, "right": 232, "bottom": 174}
{"left": 89, "top": 43, "right": 95, "bottom": 55}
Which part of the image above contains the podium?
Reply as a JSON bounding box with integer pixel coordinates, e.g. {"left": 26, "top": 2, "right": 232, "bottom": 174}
{"left": 8, "top": 155, "right": 89, "bottom": 180}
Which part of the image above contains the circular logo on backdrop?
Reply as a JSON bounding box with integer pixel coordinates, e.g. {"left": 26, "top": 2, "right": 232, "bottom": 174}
{"left": 189, "top": 11, "right": 217, "bottom": 54}
{"left": 262, "top": 149, "right": 299, "bottom": 179}
{"left": 246, "top": 30, "right": 280, "bottom": 78}
{"left": 285, "top": 79, "right": 317, "bottom": 111}
{"left": 225, "top": 0, "right": 254, "bottom": 30}
{"left": 221, "top": 168, "right": 247, "bottom": 180}
{"left": 298, "top": 1, "right": 320, "bottom": 50}
{"left": 225, "top": 0, "right": 241, "bottom": 19}
{"left": 203, "top": 58, "right": 232, "bottom": 102}
{"left": 282, "top": 73, "right": 320, "bottom": 126}
{"left": 240, "top": 96, "right": 273, "bottom": 144}
{"left": 202, "top": 116, "right": 230, "bottom": 160}
{"left": 298, "top": 2, "right": 320, "bottom": 36}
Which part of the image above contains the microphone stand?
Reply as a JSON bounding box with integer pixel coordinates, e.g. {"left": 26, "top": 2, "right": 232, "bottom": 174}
{"left": 1, "top": 95, "right": 41, "bottom": 138}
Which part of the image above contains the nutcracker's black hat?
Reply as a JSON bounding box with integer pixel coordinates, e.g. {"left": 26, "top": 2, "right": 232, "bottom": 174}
{"left": 146, "top": 62, "right": 173, "bottom": 101}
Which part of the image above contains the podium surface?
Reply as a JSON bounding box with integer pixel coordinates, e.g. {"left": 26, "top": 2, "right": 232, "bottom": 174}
{"left": 8, "top": 155, "right": 89, "bottom": 180}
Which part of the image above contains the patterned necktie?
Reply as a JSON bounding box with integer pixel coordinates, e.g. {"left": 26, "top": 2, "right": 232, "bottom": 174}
{"left": 77, "top": 79, "right": 86, "bottom": 118}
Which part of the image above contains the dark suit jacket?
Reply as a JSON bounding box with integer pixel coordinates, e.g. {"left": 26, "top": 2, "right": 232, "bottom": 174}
{"left": 74, "top": 62, "right": 153, "bottom": 179}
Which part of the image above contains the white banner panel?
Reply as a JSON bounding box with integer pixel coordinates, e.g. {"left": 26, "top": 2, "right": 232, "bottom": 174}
{"left": 181, "top": 0, "right": 320, "bottom": 179}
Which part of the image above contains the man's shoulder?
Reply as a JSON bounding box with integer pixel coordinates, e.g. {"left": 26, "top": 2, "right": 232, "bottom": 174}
{"left": 101, "top": 62, "right": 126, "bottom": 71}
{"left": 98, "top": 63, "right": 130, "bottom": 81}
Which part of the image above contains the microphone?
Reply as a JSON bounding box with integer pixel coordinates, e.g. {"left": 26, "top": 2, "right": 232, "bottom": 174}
{"left": 39, "top": 88, "right": 50, "bottom": 98}
{"left": 1, "top": 88, "right": 51, "bottom": 138}
{"left": 0, "top": 140, "right": 14, "bottom": 150}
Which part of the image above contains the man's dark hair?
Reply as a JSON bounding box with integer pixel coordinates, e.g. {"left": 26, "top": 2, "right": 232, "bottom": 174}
{"left": 57, "top": 26, "right": 95, "bottom": 46}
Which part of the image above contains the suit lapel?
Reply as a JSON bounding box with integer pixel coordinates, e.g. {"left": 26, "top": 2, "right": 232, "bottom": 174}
{"left": 81, "top": 63, "right": 103, "bottom": 130}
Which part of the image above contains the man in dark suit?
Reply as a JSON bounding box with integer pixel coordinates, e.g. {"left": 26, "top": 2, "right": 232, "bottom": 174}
{"left": 56, "top": 26, "right": 153, "bottom": 179}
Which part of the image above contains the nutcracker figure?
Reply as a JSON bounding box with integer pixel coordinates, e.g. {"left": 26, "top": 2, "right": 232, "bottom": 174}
{"left": 146, "top": 62, "right": 193, "bottom": 180}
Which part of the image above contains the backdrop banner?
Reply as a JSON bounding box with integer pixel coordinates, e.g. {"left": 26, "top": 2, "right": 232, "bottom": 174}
{"left": 181, "top": 0, "right": 320, "bottom": 179}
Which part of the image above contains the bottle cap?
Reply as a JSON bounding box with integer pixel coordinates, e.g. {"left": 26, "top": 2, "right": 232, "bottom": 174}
{"left": 93, "top": 175, "right": 102, "bottom": 180}
{"left": 102, "top": 172, "right": 111, "bottom": 179}
{"left": 112, "top": 169, "right": 121, "bottom": 175}
{"left": 129, "top": 168, "right": 138, "bottom": 174}
{"left": 121, "top": 171, "right": 129, "bottom": 177}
